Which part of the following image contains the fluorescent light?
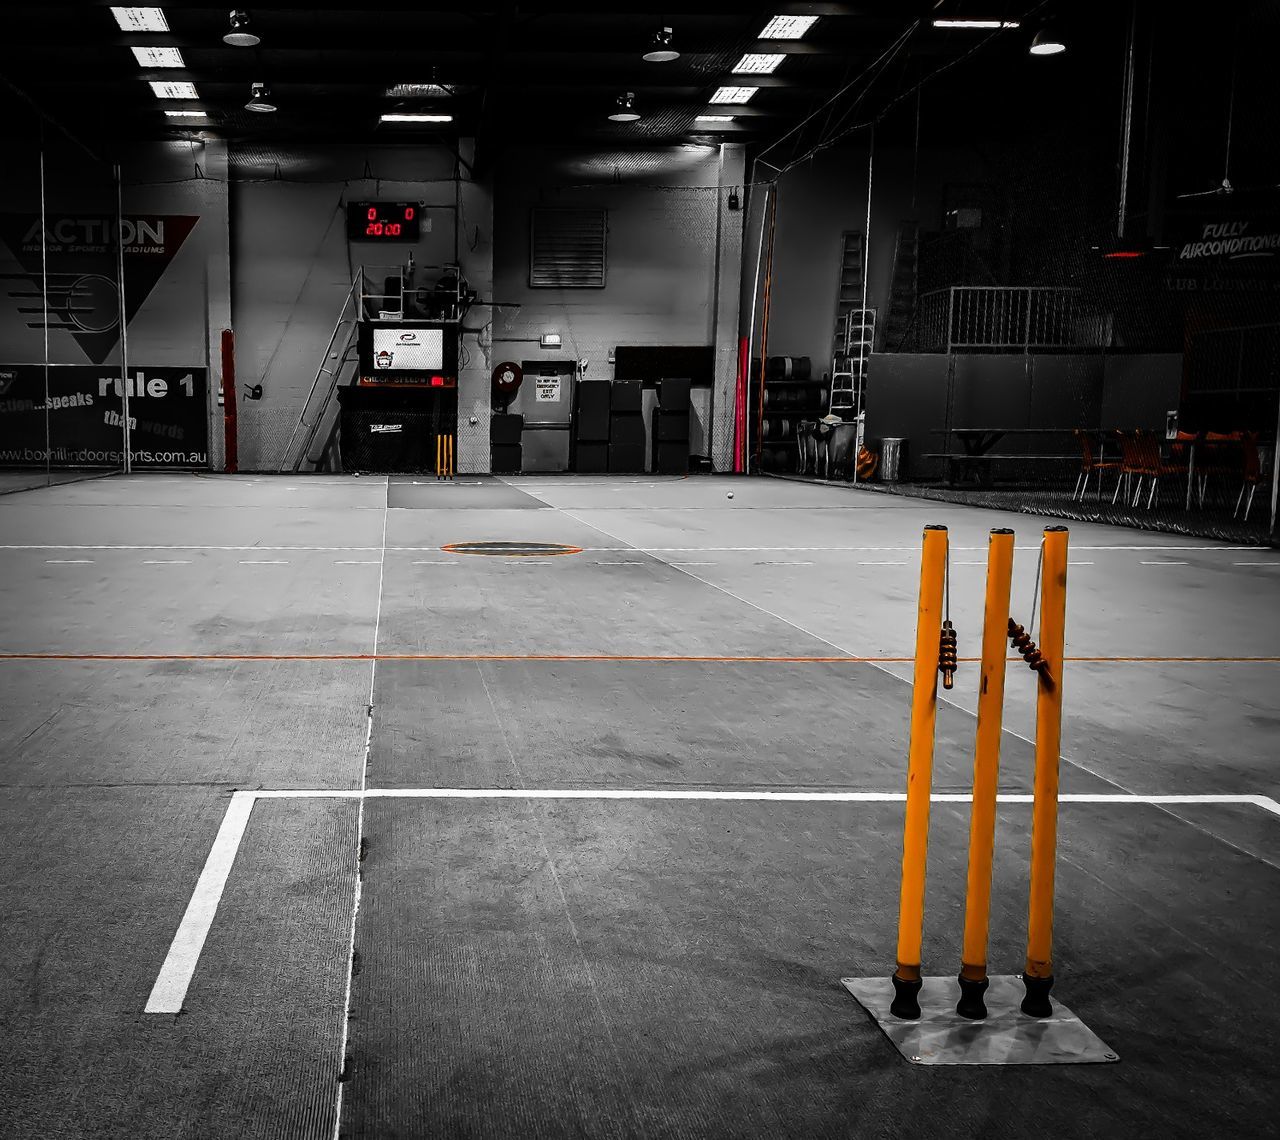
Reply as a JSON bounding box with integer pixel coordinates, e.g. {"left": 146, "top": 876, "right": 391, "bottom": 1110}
{"left": 385, "top": 83, "right": 451, "bottom": 98}
{"left": 733, "top": 53, "right": 785, "bottom": 74}
{"left": 932, "top": 19, "right": 1020, "bottom": 28}
{"left": 759, "top": 15, "right": 819, "bottom": 39}
{"left": 710, "top": 86, "right": 758, "bottom": 104}
{"left": 695, "top": 115, "right": 734, "bottom": 122}
{"left": 380, "top": 113, "right": 454, "bottom": 123}
{"left": 164, "top": 109, "right": 207, "bottom": 118}
{"left": 149, "top": 81, "right": 198, "bottom": 99}
{"left": 131, "top": 46, "right": 185, "bottom": 67}
{"left": 110, "top": 7, "right": 169, "bottom": 32}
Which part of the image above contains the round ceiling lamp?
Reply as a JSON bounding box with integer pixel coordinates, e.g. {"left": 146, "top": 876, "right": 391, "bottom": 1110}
{"left": 642, "top": 27, "right": 679, "bottom": 63}
{"left": 1029, "top": 28, "right": 1067, "bottom": 55}
{"left": 608, "top": 92, "right": 640, "bottom": 122}
{"left": 245, "top": 82, "right": 277, "bottom": 112}
{"left": 224, "top": 10, "right": 261, "bottom": 48}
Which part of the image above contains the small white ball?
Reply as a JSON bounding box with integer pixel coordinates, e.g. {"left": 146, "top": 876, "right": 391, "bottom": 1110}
{"left": 726, "top": 492, "right": 734, "bottom": 499}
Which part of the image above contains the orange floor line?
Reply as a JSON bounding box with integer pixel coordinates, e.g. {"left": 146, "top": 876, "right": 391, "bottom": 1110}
{"left": 0, "top": 652, "right": 1278, "bottom": 664}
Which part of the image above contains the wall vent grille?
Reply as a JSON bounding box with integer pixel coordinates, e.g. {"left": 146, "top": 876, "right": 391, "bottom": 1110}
{"left": 530, "top": 208, "right": 607, "bottom": 288}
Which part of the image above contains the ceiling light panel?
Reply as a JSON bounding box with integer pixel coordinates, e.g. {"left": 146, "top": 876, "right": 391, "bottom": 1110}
{"left": 381, "top": 113, "right": 454, "bottom": 123}
{"left": 131, "top": 47, "right": 185, "bottom": 68}
{"left": 710, "top": 86, "right": 758, "bottom": 104}
{"left": 164, "top": 110, "right": 208, "bottom": 117}
{"left": 932, "top": 19, "right": 1020, "bottom": 28}
{"left": 759, "top": 15, "right": 819, "bottom": 39}
{"left": 149, "top": 81, "right": 198, "bottom": 99}
{"left": 110, "top": 7, "right": 169, "bottom": 31}
{"left": 695, "top": 115, "right": 734, "bottom": 122}
{"left": 732, "top": 54, "right": 785, "bottom": 74}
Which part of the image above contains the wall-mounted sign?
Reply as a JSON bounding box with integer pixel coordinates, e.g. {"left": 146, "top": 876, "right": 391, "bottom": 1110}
{"left": 0, "top": 364, "right": 208, "bottom": 467}
{"left": 535, "top": 374, "right": 561, "bottom": 402}
{"left": 0, "top": 213, "right": 200, "bottom": 364}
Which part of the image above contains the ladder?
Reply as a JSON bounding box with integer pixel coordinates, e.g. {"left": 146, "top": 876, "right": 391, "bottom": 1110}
{"left": 831, "top": 231, "right": 866, "bottom": 360}
{"left": 829, "top": 307, "right": 875, "bottom": 419}
{"left": 882, "top": 221, "right": 919, "bottom": 351}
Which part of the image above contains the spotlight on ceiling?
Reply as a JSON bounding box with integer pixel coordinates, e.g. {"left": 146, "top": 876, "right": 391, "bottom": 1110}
{"left": 245, "top": 82, "right": 276, "bottom": 112}
{"left": 1029, "top": 27, "right": 1067, "bottom": 55}
{"left": 224, "top": 9, "right": 261, "bottom": 47}
{"left": 608, "top": 92, "right": 640, "bottom": 122}
{"left": 642, "top": 26, "right": 679, "bottom": 63}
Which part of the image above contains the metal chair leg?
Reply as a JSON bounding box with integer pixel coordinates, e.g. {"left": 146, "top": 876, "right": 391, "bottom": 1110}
{"left": 1073, "top": 471, "right": 1084, "bottom": 501}
{"left": 1147, "top": 477, "right": 1158, "bottom": 510}
{"left": 1244, "top": 483, "right": 1257, "bottom": 521}
{"left": 1235, "top": 482, "right": 1245, "bottom": 518}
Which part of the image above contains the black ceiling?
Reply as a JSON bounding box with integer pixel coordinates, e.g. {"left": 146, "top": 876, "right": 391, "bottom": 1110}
{"left": 1, "top": 1, "right": 1088, "bottom": 153}
{"left": 0, "top": 0, "right": 1274, "bottom": 210}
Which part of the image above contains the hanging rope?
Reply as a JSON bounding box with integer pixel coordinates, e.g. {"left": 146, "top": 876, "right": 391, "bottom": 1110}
{"left": 939, "top": 543, "right": 957, "bottom": 690}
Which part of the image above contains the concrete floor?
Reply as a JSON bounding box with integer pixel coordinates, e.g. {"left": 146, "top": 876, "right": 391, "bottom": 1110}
{"left": 0, "top": 472, "right": 1276, "bottom": 1138}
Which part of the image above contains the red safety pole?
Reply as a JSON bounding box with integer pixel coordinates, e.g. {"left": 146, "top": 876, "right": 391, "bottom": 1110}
{"left": 220, "top": 328, "right": 238, "bottom": 474}
{"left": 733, "top": 336, "right": 748, "bottom": 473}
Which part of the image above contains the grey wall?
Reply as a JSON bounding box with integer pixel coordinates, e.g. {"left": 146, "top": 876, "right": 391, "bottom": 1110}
{"left": 492, "top": 144, "right": 740, "bottom": 466}
{"left": 228, "top": 144, "right": 478, "bottom": 471}
{"left": 741, "top": 143, "right": 983, "bottom": 379}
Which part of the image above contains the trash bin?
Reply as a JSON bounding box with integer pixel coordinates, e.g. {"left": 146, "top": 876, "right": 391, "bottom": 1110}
{"left": 880, "top": 437, "right": 907, "bottom": 483}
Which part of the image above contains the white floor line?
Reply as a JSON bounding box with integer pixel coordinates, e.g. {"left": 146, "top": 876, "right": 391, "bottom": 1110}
{"left": 238, "top": 560, "right": 289, "bottom": 565}
{"left": 334, "top": 560, "right": 381, "bottom": 565}
{"left": 332, "top": 476, "right": 388, "bottom": 1140}
{"left": 142, "top": 560, "right": 192, "bottom": 565}
{"left": 44, "top": 559, "right": 94, "bottom": 564}
{"left": 1141, "top": 561, "right": 1188, "bottom": 566}
{"left": 250, "top": 788, "right": 1280, "bottom": 813}
{"left": 144, "top": 779, "right": 1278, "bottom": 1020}
{"left": 144, "top": 790, "right": 256, "bottom": 1013}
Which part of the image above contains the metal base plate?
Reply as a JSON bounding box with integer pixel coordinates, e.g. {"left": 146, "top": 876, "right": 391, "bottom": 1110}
{"left": 841, "top": 976, "right": 1119, "bottom": 1066}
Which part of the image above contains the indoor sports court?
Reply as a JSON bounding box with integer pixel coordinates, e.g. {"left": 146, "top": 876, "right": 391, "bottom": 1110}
{"left": 2, "top": 474, "right": 1277, "bottom": 1137}
{"left": 2, "top": 3, "right": 1277, "bottom": 1138}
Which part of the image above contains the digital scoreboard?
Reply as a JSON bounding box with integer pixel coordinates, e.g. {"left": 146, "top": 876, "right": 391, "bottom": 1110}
{"left": 346, "top": 202, "right": 421, "bottom": 242}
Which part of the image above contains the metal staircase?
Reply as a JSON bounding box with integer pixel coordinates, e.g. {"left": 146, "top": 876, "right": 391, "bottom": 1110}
{"left": 279, "top": 276, "right": 362, "bottom": 472}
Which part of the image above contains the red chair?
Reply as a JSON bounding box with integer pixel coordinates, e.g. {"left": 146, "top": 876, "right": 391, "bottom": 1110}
{"left": 1235, "top": 433, "right": 1263, "bottom": 520}
{"left": 1072, "top": 429, "right": 1119, "bottom": 501}
{"left": 1130, "top": 430, "right": 1187, "bottom": 509}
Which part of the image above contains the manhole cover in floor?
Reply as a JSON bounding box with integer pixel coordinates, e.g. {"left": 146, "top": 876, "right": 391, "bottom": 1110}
{"left": 441, "top": 541, "right": 582, "bottom": 557}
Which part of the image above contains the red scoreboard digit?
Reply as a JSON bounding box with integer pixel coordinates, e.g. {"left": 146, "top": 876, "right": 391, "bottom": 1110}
{"left": 347, "top": 202, "right": 421, "bottom": 242}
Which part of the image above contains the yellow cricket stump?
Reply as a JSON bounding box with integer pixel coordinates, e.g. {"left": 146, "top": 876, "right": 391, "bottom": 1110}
{"left": 1022, "top": 525, "right": 1069, "bottom": 1017}
{"left": 436, "top": 433, "right": 454, "bottom": 480}
{"left": 890, "top": 523, "right": 948, "bottom": 1020}
{"left": 956, "top": 528, "right": 1015, "bottom": 1019}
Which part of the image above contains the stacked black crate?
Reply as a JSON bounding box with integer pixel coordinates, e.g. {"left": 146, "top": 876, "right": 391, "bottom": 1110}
{"left": 608, "top": 380, "right": 645, "bottom": 473}
{"left": 490, "top": 412, "right": 523, "bottom": 473}
{"left": 652, "top": 377, "right": 691, "bottom": 474}
{"left": 756, "top": 356, "right": 826, "bottom": 471}
{"left": 573, "top": 381, "right": 611, "bottom": 472}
